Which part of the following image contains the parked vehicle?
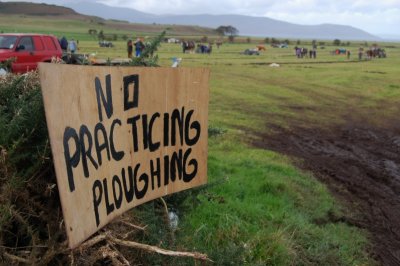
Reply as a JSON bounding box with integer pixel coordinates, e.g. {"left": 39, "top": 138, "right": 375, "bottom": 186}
{"left": 0, "top": 33, "right": 62, "bottom": 73}
{"left": 242, "top": 48, "right": 260, "bottom": 55}
{"left": 98, "top": 40, "right": 114, "bottom": 47}
{"left": 271, "top": 43, "right": 288, "bottom": 48}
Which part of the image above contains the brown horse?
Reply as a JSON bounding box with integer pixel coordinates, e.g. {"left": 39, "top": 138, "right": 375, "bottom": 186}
{"left": 182, "top": 41, "right": 195, "bottom": 53}
{"left": 256, "top": 45, "right": 266, "bottom": 51}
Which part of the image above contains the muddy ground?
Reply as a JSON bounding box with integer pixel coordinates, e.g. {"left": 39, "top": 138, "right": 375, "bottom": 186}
{"left": 253, "top": 121, "right": 400, "bottom": 266}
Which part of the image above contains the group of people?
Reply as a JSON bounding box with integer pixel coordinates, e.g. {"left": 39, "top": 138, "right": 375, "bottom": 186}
{"left": 294, "top": 46, "right": 317, "bottom": 58}
{"left": 127, "top": 38, "right": 145, "bottom": 58}
{"left": 60, "top": 35, "right": 146, "bottom": 58}
{"left": 59, "top": 36, "right": 78, "bottom": 53}
{"left": 181, "top": 40, "right": 214, "bottom": 54}
{"left": 197, "top": 43, "right": 212, "bottom": 54}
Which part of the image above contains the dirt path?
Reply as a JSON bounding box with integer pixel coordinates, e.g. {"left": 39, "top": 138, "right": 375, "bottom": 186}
{"left": 253, "top": 122, "right": 400, "bottom": 265}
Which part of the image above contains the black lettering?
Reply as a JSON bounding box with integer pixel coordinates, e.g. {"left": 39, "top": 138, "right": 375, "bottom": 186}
{"left": 134, "top": 164, "right": 148, "bottom": 199}
{"left": 94, "top": 123, "right": 110, "bottom": 167}
{"left": 142, "top": 114, "right": 149, "bottom": 150}
{"left": 127, "top": 115, "right": 140, "bottom": 152}
{"left": 150, "top": 158, "right": 161, "bottom": 190}
{"left": 183, "top": 148, "right": 198, "bottom": 182}
{"left": 110, "top": 119, "right": 124, "bottom": 161}
{"left": 103, "top": 178, "right": 114, "bottom": 215}
{"left": 112, "top": 175, "right": 123, "bottom": 209}
{"left": 79, "top": 125, "right": 98, "bottom": 178}
{"left": 164, "top": 155, "right": 170, "bottom": 186}
{"left": 149, "top": 113, "right": 160, "bottom": 152}
{"left": 163, "top": 113, "right": 169, "bottom": 147}
{"left": 95, "top": 75, "right": 113, "bottom": 122}
{"left": 185, "top": 110, "right": 201, "bottom": 146}
{"left": 122, "top": 167, "right": 134, "bottom": 203}
{"left": 123, "top": 75, "right": 139, "bottom": 111}
{"left": 171, "top": 108, "right": 184, "bottom": 146}
{"left": 63, "top": 127, "right": 80, "bottom": 192}
{"left": 92, "top": 180, "right": 103, "bottom": 227}
{"left": 170, "top": 149, "right": 183, "bottom": 182}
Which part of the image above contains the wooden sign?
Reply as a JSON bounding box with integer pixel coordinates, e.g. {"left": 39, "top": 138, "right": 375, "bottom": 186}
{"left": 39, "top": 64, "right": 209, "bottom": 248}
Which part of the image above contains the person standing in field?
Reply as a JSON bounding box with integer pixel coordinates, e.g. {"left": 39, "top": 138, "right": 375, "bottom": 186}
{"left": 134, "top": 38, "right": 144, "bottom": 57}
{"left": 358, "top": 47, "right": 363, "bottom": 60}
{"left": 59, "top": 36, "right": 68, "bottom": 52}
{"left": 127, "top": 39, "right": 133, "bottom": 58}
{"left": 68, "top": 38, "right": 77, "bottom": 54}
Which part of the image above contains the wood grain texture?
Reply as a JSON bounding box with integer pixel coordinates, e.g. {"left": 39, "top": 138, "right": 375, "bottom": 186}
{"left": 39, "top": 63, "right": 209, "bottom": 248}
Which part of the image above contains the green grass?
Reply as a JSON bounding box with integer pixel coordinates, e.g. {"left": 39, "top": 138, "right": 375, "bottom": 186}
{"left": 77, "top": 40, "right": 397, "bottom": 264}
{"left": 158, "top": 42, "right": 398, "bottom": 264}
{"left": 170, "top": 135, "right": 372, "bottom": 265}
{"left": 3, "top": 16, "right": 399, "bottom": 264}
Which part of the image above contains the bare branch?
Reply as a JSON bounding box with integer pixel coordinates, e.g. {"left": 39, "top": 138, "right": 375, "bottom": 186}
{"left": 4, "top": 251, "right": 31, "bottom": 264}
{"left": 119, "top": 220, "right": 147, "bottom": 231}
{"left": 108, "top": 240, "right": 131, "bottom": 266}
{"left": 107, "top": 234, "right": 213, "bottom": 262}
{"left": 78, "top": 234, "right": 107, "bottom": 250}
{"left": 99, "top": 245, "right": 126, "bottom": 266}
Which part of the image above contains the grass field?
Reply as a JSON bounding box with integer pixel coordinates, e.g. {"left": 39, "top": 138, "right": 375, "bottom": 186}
{"left": 114, "top": 40, "right": 396, "bottom": 264}
{"left": 150, "top": 41, "right": 398, "bottom": 265}
{"left": 2, "top": 15, "right": 400, "bottom": 264}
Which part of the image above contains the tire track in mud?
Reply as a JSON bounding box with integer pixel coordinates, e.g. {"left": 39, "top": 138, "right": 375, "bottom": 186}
{"left": 253, "top": 122, "right": 400, "bottom": 265}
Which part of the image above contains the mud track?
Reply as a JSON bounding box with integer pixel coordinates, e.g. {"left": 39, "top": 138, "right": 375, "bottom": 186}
{"left": 254, "top": 122, "right": 400, "bottom": 265}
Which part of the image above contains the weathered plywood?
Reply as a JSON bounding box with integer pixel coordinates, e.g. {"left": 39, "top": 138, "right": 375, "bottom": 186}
{"left": 39, "top": 63, "right": 209, "bottom": 248}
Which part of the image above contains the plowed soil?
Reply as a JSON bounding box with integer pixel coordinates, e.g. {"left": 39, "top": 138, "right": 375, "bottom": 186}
{"left": 254, "top": 121, "right": 400, "bottom": 266}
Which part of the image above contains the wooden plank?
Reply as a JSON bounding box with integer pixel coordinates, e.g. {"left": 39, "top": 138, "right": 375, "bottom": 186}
{"left": 39, "top": 63, "right": 209, "bottom": 248}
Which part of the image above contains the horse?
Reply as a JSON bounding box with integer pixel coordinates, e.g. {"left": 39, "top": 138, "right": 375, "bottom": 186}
{"left": 182, "top": 41, "right": 195, "bottom": 53}
{"left": 368, "top": 48, "right": 386, "bottom": 58}
{"left": 256, "top": 45, "right": 266, "bottom": 51}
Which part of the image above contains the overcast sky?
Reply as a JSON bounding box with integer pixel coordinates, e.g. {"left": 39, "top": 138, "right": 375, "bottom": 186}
{"left": 3, "top": 0, "right": 400, "bottom": 36}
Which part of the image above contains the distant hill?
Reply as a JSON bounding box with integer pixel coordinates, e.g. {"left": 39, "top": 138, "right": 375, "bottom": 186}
{"left": 0, "top": 1, "right": 379, "bottom": 40}
{"left": 0, "top": 1, "right": 216, "bottom": 36}
{"left": 62, "top": 1, "right": 154, "bottom": 22}
{"left": 146, "top": 14, "right": 379, "bottom": 41}
{"left": 0, "top": 1, "right": 86, "bottom": 17}
{"left": 63, "top": 1, "right": 380, "bottom": 41}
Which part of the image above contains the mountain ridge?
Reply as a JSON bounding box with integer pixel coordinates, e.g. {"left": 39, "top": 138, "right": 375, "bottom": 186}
{"left": 0, "top": 1, "right": 74, "bottom": 16}
{"left": 0, "top": 1, "right": 380, "bottom": 40}
{"left": 0, "top": 1, "right": 217, "bottom": 36}
{"left": 63, "top": 1, "right": 380, "bottom": 40}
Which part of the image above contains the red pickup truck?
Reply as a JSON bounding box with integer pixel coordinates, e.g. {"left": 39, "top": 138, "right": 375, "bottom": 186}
{"left": 0, "top": 33, "right": 62, "bottom": 73}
